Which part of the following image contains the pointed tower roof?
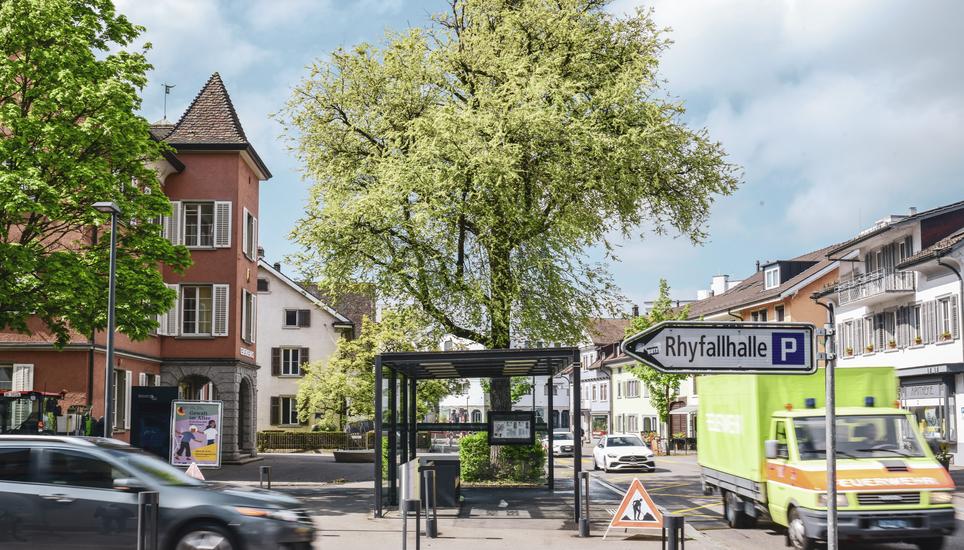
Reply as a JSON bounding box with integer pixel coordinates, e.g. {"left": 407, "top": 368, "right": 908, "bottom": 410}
{"left": 161, "top": 73, "right": 271, "bottom": 179}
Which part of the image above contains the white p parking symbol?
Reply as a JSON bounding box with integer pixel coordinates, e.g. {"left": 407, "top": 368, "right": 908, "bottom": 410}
{"left": 780, "top": 338, "right": 797, "bottom": 362}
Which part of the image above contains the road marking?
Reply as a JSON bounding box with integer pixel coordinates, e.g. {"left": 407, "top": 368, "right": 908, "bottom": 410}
{"left": 672, "top": 502, "right": 722, "bottom": 515}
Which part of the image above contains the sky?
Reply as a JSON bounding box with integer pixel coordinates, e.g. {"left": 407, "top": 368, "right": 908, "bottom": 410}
{"left": 115, "top": 0, "right": 964, "bottom": 311}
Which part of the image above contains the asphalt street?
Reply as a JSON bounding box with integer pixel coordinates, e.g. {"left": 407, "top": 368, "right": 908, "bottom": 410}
{"left": 553, "top": 450, "right": 964, "bottom": 549}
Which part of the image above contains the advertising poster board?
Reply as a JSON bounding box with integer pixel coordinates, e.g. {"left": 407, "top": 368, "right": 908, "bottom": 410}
{"left": 170, "top": 400, "right": 222, "bottom": 468}
{"left": 487, "top": 411, "right": 535, "bottom": 445}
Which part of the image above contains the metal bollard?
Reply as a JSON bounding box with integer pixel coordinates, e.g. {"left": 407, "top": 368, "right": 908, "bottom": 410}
{"left": 259, "top": 465, "right": 271, "bottom": 489}
{"left": 136, "top": 491, "right": 159, "bottom": 550}
{"left": 401, "top": 498, "right": 421, "bottom": 550}
{"left": 423, "top": 468, "right": 438, "bottom": 538}
{"left": 662, "top": 514, "right": 685, "bottom": 550}
{"left": 578, "top": 471, "right": 591, "bottom": 537}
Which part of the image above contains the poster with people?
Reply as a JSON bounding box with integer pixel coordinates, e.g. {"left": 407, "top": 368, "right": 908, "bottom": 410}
{"left": 170, "top": 400, "right": 222, "bottom": 468}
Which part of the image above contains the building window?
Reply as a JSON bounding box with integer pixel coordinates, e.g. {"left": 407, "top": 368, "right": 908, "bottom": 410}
{"left": 643, "top": 417, "right": 653, "bottom": 432}
{"left": 280, "top": 397, "right": 299, "bottom": 425}
{"left": 112, "top": 369, "right": 131, "bottom": 430}
{"left": 241, "top": 290, "right": 256, "bottom": 343}
{"left": 862, "top": 316, "right": 874, "bottom": 352}
{"left": 616, "top": 415, "right": 624, "bottom": 433}
{"left": 775, "top": 305, "right": 785, "bottom": 322}
{"left": 0, "top": 366, "right": 11, "bottom": 391}
{"left": 600, "top": 383, "right": 608, "bottom": 401}
{"left": 272, "top": 347, "right": 309, "bottom": 376}
{"left": 242, "top": 208, "right": 258, "bottom": 259}
{"left": 471, "top": 410, "right": 482, "bottom": 423}
{"left": 257, "top": 278, "right": 269, "bottom": 292}
{"left": 183, "top": 202, "right": 215, "bottom": 247}
{"left": 181, "top": 285, "right": 213, "bottom": 335}
{"left": 937, "top": 296, "right": 959, "bottom": 340}
{"left": 626, "top": 380, "right": 640, "bottom": 398}
{"left": 284, "top": 309, "right": 311, "bottom": 328}
{"left": 912, "top": 305, "right": 923, "bottom": 344}
{"left": 627, "top": 415, "right": 638, "bottom": 433}
{"left": 764, "top": 266, "right": 780, "bottom": 290}
{"left": 591, "top": 385, "right": 597, "bottom": 401}
{"left": 138, "top": 373, "right": 160, "bottom": 386}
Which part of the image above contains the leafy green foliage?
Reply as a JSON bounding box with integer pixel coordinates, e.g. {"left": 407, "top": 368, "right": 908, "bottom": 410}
{"left": 458, "top": 431, "right": 545, "bottom": 482}
{"left": 626, "top": 279, "right": 690, "bottom": 429}
{"left": 282, "top": 0, "right": 739, "bottom": 410}
{"left": 297, "top": 308, "right": 464, "bottom": 428}
{"left": 0, "top": 0, "right": 191, "bottom": 345}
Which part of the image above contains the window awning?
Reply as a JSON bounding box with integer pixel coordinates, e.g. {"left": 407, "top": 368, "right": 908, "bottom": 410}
{"left": 669, "top": 405, "right": 697, "bottom": 415}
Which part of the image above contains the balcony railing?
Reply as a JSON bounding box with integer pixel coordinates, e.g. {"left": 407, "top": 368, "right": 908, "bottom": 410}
{"left": 837, "top": 269, "right": 916, "bottom": 306}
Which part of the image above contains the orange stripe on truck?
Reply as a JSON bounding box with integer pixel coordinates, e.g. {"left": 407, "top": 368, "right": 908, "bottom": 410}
{"left": 766, "top": 461, "right": 954, "bottom": 491}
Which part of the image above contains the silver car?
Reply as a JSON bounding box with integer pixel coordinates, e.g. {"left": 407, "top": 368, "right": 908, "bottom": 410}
{"left": 0, "top": 436, "right": 314, "bottom": 550}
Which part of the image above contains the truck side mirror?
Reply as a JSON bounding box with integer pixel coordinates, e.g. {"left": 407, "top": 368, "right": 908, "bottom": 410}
{"left": 764, "top": 439, "right": 779, "bottom": 459}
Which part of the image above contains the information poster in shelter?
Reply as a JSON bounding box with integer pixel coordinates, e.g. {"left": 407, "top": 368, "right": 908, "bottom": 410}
{"left": 170, "top": 400, "right": 222, "bottom": 468}
{"left": 488, "top": 411, "right": 535, "bottom": 445}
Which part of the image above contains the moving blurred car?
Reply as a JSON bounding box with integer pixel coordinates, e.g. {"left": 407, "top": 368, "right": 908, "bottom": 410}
{"left": 592, "top": 434, "right": 655, "bottom": 473}
{"left": 0, "top": 435, "right": 314, "bottom": 550}
{"left": 543, "top": 431, "right": 575, "bottom": 456}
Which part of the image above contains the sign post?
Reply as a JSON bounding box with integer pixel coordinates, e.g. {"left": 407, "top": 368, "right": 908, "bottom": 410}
{"left": 621, "top": 321, "right": 816, "bottom": 375}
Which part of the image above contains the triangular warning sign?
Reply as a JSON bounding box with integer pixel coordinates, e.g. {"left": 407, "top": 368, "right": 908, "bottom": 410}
{"left": 609, "top": 478, "right": 663, "bottom": 529}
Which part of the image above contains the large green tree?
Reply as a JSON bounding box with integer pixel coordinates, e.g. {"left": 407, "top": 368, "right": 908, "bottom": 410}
{"left": 626, "top": 278, "right": 690, "bottom": 453}
{"left": 298, "top": 309, "right": 464, "bottom": 428}
{"left": 0, "top": 0, "right": 190, "bottom": 344}
{"left": 283, "top": 0, "right": 738, "bottom": 411}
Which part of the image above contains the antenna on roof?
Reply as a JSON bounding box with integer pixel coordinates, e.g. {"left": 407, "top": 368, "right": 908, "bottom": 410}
{"left": 163, "top": 83, "right": 176, "bottom": 120}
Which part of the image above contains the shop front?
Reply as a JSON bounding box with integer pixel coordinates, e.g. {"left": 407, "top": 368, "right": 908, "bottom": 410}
{"left": 897, "top": 364, "right": 964, "bottom": 463}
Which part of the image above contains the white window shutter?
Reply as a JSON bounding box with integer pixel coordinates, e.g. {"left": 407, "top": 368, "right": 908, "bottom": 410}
{"left": 12, "top": 364, "right": 33, "bottom": 391}
{"left": 213, "top": 284, "right": 230, "bottom": 336}
{"left": 251, "top": 293, "right": 257, "bottom": 344}
{"left": 169, "top": 201, "right": 182, "bottom": 245}
{"left": 125, "top": 370, "right": 132, "bottom": 430}
{"left": 139, "top": 373, "right": 147, "bottom": 386}
{"left": 952, "top": 295, "right": 960, "bottom": 339}
{"left": 215, "top": 202, "right": 232, "bottom": 248}
{"left": 242, "top": 207, "right": 250, "bottom": 257}
{"left": 252, "top": 216, "right": 258, "bottom": 258}
{"left": 161, "top": 284, "right": 179, "bottom": 336}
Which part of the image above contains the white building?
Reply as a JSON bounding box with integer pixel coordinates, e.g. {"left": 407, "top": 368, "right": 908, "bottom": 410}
{"left": 255, "top": 260, "right": 354, "bottom": 429}
{"left": 826, "top": 202, "right": 963, "bottom": 463}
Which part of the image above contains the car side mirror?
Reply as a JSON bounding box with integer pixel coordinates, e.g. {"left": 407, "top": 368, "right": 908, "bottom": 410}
{"left": 113, "top": 477, "right": 146, "bottom": 492}
{"left": 764, "top": 440, "right": 779, "bottom": 459}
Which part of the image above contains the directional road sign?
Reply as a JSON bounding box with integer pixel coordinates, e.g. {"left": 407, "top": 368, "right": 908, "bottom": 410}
{"left": 621, "top": 321, "right": 816, "bottom": 375}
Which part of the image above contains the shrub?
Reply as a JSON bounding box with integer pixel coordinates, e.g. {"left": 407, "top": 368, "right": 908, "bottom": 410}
{"left": 458, "top": 432, "right": 546, "bottom": 482}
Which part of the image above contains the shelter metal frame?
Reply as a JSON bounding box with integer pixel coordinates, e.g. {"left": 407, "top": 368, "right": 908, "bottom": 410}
{"left": 373, "top": 347, "right": 582, "bottom": 523}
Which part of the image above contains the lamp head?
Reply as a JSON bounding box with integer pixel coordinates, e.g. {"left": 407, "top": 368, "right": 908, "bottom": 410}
{"left": 92, "top": 201, "right": 122, "bottom": 215}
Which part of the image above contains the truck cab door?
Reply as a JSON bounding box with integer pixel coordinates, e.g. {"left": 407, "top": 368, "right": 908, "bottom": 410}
{"left": 765, "top": 420, "right": 792, "bottom": 526}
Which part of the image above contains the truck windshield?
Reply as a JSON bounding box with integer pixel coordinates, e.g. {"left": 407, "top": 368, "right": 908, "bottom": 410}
{"left": 793, "top": 415, "right": 925, "bottom": 460}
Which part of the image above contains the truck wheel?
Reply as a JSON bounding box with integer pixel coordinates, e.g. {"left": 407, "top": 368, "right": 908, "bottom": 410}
{"left": 786, "top": 508, "right": 816, "bottom": 550}
{"left": 723, "top": 490, "right": 752, "bottom": 529}
{"left": 915, "top": 537, "right": 945, "bottom": 550}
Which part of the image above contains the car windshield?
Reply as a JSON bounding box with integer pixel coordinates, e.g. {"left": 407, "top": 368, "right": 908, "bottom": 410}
{"left": 793, "top": 415, "right": 926, "bottom": 460}
{"left": 608, "top": 436, "right": 644, "bottom": 447}
{"left": 109, "top": 449, "right": 204, "bottom": 486}
{"left": 553, "top": 433, "right": 574, "bottom": 441}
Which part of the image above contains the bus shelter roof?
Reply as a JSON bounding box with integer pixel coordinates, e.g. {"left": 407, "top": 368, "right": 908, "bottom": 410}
{"left": 378, "top": 347, "right": 580, "bottom": 379}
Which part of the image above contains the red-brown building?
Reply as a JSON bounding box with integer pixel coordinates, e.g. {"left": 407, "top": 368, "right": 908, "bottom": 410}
{"left": 0, "top": 73, "right": 269, "bottom": 462}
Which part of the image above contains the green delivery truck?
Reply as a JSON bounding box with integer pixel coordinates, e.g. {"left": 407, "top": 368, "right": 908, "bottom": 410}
{"left": 698, "top": 366, "right": 956, "bottom": 550}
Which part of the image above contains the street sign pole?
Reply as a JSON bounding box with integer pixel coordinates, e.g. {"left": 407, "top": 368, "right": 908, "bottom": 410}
{"left": 818, "top": 320, "right": 838, "bottom": 550}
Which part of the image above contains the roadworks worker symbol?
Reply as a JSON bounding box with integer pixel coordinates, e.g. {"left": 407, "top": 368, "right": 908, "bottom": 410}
{"left": 609, "top": 478, "right": 663, "bottom": 529}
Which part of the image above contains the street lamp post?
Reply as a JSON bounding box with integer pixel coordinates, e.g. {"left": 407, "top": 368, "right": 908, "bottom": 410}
{"left": 93, "top": 201, "right": 122, "bottom": 438}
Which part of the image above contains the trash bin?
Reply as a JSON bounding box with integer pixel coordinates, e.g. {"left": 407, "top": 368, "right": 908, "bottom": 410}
{"left": 418, "top": 453, "right": 460, "bottom": 507}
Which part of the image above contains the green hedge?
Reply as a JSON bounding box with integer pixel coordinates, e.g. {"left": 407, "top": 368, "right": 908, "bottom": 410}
{"left": 459, "top": 432, "right": 545, "bottom": 482}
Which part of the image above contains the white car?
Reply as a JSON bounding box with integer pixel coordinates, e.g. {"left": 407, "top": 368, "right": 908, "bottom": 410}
{"left": 544, "top": 431, "right": 576, "bottom": 456}
{"left": 592, "top": 434, "right": 655, "bottom": 473}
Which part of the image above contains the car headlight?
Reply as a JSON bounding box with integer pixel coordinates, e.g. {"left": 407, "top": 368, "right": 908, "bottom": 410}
{"left": 606, "top": 453, "right": 618, "bottom": 458}
{"left": 931, "top": 491, "right": 954, "bottom": 504}
{"left": 235, "top": 506, "right": 300, "bottom": 522}
{"left": 816, "top": 493, "right": 848, "bottom": 507}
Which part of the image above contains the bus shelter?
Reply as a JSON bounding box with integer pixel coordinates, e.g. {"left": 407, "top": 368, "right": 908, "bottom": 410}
{"left": 373, "top": 347, "right": 583, "bottom": 522}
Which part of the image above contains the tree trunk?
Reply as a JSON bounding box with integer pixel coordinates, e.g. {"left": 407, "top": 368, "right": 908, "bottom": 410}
{"left": 487, "top": 243, "right": 513, "bottom": 474}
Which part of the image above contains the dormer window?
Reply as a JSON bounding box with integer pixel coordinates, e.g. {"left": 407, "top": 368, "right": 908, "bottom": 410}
{"left": 764, "top": 266, "right": 780, "bottom": 290}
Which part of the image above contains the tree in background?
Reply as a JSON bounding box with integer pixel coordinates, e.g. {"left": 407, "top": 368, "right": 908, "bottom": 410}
{"left": 297, "top": 309, "right": 464, "bottom": 429}
{"left": 283, "top": 0, "right": 738, "bottom": 412}
{"left": 626, "top": 279, "right": 690, "bottom": 454}
{"left": 0, "top": 0, "right": 190, "bottom": 344}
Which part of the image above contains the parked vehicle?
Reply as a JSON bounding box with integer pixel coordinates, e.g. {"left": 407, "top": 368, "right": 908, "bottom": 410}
{"left": 698, "top": 367, "right": 955, "bottom": 550}
{"left": 591, "top": 434, "right": 655, "bottom": 472}
{"left": 0, "top": 436, "right": 314, "bottom": 549}
{"left": 0, "top": 390, "right": 64, "bottom": 434}
{"left": 542, "top": 431, "right": 576, "bottom": 457}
